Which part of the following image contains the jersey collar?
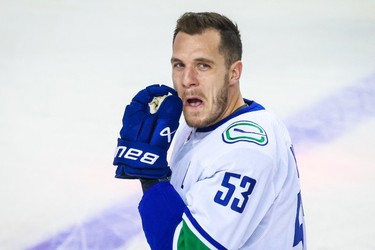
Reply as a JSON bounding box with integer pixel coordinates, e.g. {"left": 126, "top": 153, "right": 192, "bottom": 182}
{"left": 196, "top": 99, "right": 265, "bottom": 132}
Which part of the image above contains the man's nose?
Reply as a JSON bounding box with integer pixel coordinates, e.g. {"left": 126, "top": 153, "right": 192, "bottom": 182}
{"left": 182, "top": 67, "right": 198, "bottom": 88}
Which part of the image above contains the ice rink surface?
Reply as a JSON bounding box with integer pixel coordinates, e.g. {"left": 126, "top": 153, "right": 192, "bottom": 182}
{"left": 1, "top": 0, "right": 374, "bottom": 249}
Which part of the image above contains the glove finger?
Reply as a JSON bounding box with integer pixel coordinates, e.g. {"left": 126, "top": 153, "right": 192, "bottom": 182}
{"left": 132, "top": 87, "right": 155, "bottom": 106}
{"left": 156, "top": 94, "right": 183, "bottom": 120}
{"left": 138, "top": 115, "right": 157, "bottom": 142}
{"left": 120, "top": 103, "right": 148, "bottom": 141}
{"left": 132, "top": 84, "right": 172, "bottom": 105}
{"left": 132, "top": 84, "right": 179, "bottom": 115}
{"left": 146, "top": 84, "right": 176, "bottom": 97}
{"left": 149, "top": 94, "right": 182, "bottom": 147}
{"left": 124, "top": 85, "right": 180, "bottom": 142}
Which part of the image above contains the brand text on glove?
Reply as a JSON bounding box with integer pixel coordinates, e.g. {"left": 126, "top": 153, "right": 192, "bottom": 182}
{"left": 115, "top": 146, "right": 159, "bottom": 165}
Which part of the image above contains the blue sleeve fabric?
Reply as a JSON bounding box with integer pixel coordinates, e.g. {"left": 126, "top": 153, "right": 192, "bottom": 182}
{"left": 138, "top": 181, "right": 187, "bottom": 250}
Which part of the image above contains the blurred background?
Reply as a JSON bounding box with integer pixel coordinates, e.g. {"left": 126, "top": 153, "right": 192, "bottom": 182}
{"left": 0, "top": 0, "right": 374, "bottom": 249}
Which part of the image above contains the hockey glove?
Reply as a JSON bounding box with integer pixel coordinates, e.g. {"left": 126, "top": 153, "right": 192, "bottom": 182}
{"left": 113, "top": 84, "right": 183, "bottom": 179}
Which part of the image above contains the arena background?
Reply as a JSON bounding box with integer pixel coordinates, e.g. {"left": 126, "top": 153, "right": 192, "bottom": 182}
{"left": 1, "top": 0, "right": 374, "bottom": 249}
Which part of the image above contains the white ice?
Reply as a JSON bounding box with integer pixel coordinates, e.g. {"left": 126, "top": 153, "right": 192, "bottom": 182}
{"left": 0, "top": 0, "right": 374, "bottom": 249}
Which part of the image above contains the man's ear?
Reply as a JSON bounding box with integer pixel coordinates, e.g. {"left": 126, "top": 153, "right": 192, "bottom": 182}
{"left": 229, "top": 60, "right": 243, "bottom": 83}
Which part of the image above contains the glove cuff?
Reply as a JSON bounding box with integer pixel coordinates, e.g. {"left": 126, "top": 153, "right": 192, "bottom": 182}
{"left": 113, "top": 138, "right": 168, "bottom": 169}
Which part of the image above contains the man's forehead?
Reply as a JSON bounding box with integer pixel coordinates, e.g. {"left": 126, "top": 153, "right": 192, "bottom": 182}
{"left": 173, "top": 30, "right": 221, "bottom": 55}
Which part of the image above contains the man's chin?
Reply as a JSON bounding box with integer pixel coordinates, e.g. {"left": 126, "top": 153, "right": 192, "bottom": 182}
{"left": 185, "top": 115, "right": 216, "bottom": 129}
{"left": 185, "top": 117, "right": 205, "bottom": 129}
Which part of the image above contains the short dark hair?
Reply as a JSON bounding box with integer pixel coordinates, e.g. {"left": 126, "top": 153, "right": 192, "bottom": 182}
{"left": 173, "top": 12, "right": 242, "bottom": 68}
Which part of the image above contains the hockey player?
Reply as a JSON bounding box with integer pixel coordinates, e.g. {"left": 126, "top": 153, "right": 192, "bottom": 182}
{"left": 113, "top": 12, "right": 306, "bottom": 249}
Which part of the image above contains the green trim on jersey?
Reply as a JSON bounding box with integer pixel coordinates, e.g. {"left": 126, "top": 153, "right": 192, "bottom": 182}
{"left": 223, "top": 120, "right": 268, "bottom": 145}
{"left": 178, "top": 220, "right": 210, "bottom": 250}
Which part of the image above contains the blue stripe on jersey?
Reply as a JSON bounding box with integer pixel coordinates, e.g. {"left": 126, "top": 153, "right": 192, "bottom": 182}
{"left": 197, "top": 99, "right": 265, "bottom": 132}
{"left": 185, "top": 209, "right": 227, "bottom": 250}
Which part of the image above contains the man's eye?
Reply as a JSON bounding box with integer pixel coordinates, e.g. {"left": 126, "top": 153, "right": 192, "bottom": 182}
{"left": 198, "top": 63, "right": 211, "bottom": 70}
{"left": 173, "top": 63, "right": 184, "bottom": 69}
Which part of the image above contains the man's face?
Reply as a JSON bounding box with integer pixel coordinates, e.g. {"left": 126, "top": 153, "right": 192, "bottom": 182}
{"left": 171, "top": 29, "right": 231, "bottom": 128}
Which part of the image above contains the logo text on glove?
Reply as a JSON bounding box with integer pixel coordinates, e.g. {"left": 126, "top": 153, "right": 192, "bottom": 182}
{"left": 160, "top": 127, "right": 176, "bottom": 143}
{"left": 115, "top": 146, "right": 159, "bottom": 165}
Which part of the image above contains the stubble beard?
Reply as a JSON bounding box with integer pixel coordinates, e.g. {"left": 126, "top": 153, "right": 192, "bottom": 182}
{"left": 185, "top": 76, "right": 229, "bottom": 128}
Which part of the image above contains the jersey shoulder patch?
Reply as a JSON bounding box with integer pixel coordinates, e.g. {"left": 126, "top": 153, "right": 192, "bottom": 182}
{"left": 222, "top": 120, "right": 268, "bottom": 146}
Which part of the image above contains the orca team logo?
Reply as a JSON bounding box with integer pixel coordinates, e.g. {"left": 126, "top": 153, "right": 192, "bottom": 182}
{"left": 222, "top": 120, "right": 268, "bottom": 145}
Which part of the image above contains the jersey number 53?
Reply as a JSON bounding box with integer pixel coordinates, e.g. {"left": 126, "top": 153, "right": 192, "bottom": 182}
{"left": 213, "top": 172, "right": 256, "bottom": 213}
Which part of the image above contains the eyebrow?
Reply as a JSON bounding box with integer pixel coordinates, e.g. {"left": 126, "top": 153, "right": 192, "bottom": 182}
{"left": 195, "top": 58, "right": 215, "bottom": 65}
{"left": 170, "top": 57, "right": 181, "bottom": 64}
{"left": 170, "top": 57, "right": 215, "bottom": 65}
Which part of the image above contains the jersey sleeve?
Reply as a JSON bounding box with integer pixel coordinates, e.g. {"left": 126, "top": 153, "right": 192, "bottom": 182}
{"left": 138, "top": 181, "right": 186, "bottom": 250}
{"left": 139, "top": 180, "right": 227, "bottom": 250}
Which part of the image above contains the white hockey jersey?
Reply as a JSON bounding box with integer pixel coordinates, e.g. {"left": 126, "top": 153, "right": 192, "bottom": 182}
{"left": 168, "top": 100, "right": 306, "bottom": 249}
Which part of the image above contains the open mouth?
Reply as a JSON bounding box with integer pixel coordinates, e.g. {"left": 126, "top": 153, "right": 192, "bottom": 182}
{"left": 186, "top": 98, "right": 203, "bottom": 107}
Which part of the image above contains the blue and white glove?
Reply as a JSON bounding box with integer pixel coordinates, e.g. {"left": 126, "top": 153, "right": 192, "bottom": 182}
{"left": 113, "top": 84, "right": 183, "bottom": 179}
